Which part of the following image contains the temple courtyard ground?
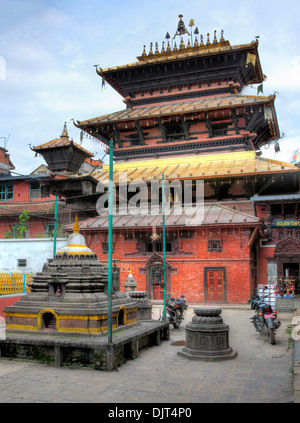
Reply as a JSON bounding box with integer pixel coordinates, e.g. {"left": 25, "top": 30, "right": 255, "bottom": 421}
{"left": 0, "top": 305, "right": 297, "bottom": 404}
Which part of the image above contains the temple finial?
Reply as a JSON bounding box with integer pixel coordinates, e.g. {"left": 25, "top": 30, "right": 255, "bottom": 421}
{"left": 61, "top": 122, "right": 69, "bottom": 138}
{"left": 220, "top": 29, "right": 225, "bottom": 42}
{"left": 149, "top": 42, "right": 153, "bottom": 55}
{"left": 73, "top": 215, "right": 80, "bottom": 233}
{"left": 213, "top": 30, "right": 218, "bottom": 44}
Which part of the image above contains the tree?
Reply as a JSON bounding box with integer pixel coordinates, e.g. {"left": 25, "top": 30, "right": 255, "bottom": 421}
{"left": 4, "top": 210, "right": 29, "bottom": 239}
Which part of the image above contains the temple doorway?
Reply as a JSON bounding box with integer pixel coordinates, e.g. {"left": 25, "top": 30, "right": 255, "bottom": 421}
{"left": 144, "top": 252, "right": 171, "bottom": 300}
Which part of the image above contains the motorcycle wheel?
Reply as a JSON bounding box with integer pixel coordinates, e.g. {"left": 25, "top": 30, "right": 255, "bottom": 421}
{"left": 268, "top": 327, "right": 276, "bottom": 345}
{"left": 173, "top": 311, "right": 181, "bottom": 329}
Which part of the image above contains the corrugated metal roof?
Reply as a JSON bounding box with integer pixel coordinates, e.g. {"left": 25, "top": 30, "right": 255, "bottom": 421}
{"left": 67, "top": 203, "right": 260, "bottom": 231}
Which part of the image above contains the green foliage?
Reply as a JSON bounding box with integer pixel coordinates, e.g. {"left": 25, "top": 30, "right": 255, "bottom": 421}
{"left": 4, "top": 210, "right": 29, "bottom": 239}
{"left": 50, "top": 224, "right": 68, "bottom": 238}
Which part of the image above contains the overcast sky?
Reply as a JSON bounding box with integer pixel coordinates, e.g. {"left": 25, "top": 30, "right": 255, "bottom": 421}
{"left": 1, "top": 0, "right": 300, "bottom": 174}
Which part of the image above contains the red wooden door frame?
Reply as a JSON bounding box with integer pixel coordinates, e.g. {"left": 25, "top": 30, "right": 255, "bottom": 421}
{"left": 204, "top": 267, "right": 227, "bottom": 302}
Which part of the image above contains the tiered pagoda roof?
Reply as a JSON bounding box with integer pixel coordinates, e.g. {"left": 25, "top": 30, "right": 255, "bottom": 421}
{"left": 75, "top": 15, "right": 279, "bottom": 160}
{"left": 32, "top": 123, "right": 93, "bottom": 173}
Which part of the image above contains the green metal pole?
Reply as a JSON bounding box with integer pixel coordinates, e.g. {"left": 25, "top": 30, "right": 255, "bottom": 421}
{"left": 53, "top": 194, "right": 58, "bottom": 258}
{"left": 108, "top": 139, "right": 114, "bottom": 343}
{"left": 162, "top": 174, "right": 167, "bottom": 319}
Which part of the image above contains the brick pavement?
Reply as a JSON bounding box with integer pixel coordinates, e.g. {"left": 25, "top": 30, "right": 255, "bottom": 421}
{"left": 0, "top": 306, "right": 295, "bottom": 403}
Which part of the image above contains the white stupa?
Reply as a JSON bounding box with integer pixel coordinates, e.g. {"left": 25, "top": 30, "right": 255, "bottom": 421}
{"left": 56, "top": 215, "right": 94, "bottom": 255}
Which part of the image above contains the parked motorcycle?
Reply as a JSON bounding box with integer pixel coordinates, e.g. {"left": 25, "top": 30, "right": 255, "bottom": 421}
{"left": 249, "top": 294, "right": 281, "bottom": 344}
{"left": 159, "top": 294, "right": 188, "bottom": 329}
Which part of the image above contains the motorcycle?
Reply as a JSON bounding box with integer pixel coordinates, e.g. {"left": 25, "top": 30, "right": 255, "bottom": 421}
{"left": 249, "top": 294, "right": 281, "bottom": 344}
{"left": 159, "top": 294, "right": 188, "bottom": 329}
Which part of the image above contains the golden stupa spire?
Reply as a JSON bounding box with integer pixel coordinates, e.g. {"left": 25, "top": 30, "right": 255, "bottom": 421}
{"left": 73, "top": 215, "right": 80, "bottom": 233}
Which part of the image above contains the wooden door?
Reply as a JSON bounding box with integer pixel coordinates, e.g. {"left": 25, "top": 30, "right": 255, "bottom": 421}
{"left": 206, "top": 269, "right": 225, "bottom": 302}
{"left": 150, "top": 267, "right": 164, "bottom": 300}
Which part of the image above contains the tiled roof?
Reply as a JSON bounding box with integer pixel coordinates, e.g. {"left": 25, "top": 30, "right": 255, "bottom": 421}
{"left": 32, "top": 138, "right": 93, "bottom": 157}
{"left": 76, "top": 94, "right": 275, "bottom": 126}
{"left": 0, "top": 201, "right": 56, "bottom": 216}
{"left": 93, "top": 151, "right": 299, "bottom": 184}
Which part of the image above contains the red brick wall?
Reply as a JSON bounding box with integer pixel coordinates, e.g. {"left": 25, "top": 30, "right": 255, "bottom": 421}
{"left": 85, "top": 227, "right": 254, "bottom": 304}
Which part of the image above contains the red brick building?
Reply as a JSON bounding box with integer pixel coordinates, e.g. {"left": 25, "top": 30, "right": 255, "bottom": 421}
{"left": 37, "top": 16, "right": 300, "bottom": 303}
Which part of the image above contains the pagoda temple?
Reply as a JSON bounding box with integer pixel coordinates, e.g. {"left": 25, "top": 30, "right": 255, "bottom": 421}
{"left": 36, "top": 15, "right": 300, "bottom": 303}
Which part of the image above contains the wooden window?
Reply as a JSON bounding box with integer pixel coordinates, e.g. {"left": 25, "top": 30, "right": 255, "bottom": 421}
{"left": 179, "top": 229, "right": 194, "bottom": 239}
{"left": 102, "top": 241, "right": 114, "bottom": 254}
{"left": 147, "top": 241, "right": 172, "bottom": 253}
{"left": 0, "top": 184, "right": 13, "bottom": 201}
{"left": 208, "top": 239, "right": 222, "bottom": 251}
{"left": 29, "top": 181, "right": 41, "bottom": 199}
{"left": 165, "top": 122, "right": 185, "bottom": 142}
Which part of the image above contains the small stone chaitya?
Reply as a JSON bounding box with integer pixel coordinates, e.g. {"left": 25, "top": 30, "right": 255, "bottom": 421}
{"left": 4, "top": 217, "right": 138, "bottom": 335}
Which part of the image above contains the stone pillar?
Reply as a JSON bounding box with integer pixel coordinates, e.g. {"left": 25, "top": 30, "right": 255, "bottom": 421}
{"left": 178, "top": 307, "right": 237, "bottom": 361}
{"left": 128, "top": 291, "right": 152, "bottom": 321}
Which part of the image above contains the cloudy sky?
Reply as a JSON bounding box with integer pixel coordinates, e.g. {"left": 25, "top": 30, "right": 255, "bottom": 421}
{"left": 1, "top": 0, "right": 300, "bottom": 174}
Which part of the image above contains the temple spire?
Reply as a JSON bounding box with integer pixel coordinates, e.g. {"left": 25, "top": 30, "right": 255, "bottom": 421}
{"left": 61, "top": 122, "right": 69, "bottom": 138}
{"left": 73, "top": 214, "right": 80, "bottom": 233}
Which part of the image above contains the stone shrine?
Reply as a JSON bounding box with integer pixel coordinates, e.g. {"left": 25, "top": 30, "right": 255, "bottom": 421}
{"left": 178, "top": 307, "right": 237, "bottom": 361}
{"left": 4, "top": 216, "right": 138, "bottom": 335}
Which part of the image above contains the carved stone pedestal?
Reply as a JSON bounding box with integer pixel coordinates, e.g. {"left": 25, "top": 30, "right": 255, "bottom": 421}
{"left": 178, "top": 307, "right": 237, "bottom": 361}
{"left": 128, "top": 291, "right": 152, "bottom": 321}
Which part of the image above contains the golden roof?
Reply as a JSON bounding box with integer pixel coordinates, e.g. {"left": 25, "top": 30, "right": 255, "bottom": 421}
{"left": 98, "top": 40, "right": 260, "bottom": 75}
{"left": 93, "top": 151, "right": 300, "bottom": 183}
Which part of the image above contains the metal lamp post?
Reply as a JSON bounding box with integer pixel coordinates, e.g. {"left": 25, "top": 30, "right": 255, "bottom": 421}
{"left": 108, "top": 139, "right": 114, "bottom": 343}
{"left": 53, "top": 194, "right": 58, "bottom": 258}
{"left": 162, "top": 173, "right": 167, "bottom": 319}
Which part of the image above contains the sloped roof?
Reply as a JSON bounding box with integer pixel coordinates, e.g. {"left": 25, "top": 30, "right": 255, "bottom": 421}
{"left": 66, "top": 203, "right": 261, "bottom": 232}
{"left": 76, "top": 94, "right": 276, "bottom": 126}
{"left": 0, "top": 201, "right": 56, "bottom": 216}
{"left": 92, "top": 151, "right": 300, "bottom": 184}
{"left": 32, "top": 138, "right": 93, "bottom": 157}
{"left": 32, "top": 123, "right": 93, "bottom": 157}
{"left": 98, "top": 40, "right": 263, "bottom": 84}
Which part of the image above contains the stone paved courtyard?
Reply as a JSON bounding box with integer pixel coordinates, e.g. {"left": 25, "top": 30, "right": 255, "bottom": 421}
{"left": 0, "top": 307, "right": 294, "bottom": 403}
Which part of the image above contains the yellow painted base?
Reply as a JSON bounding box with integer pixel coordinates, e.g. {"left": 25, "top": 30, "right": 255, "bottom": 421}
{"left": 5, "top": 307, "right": 138, "bottom": 335}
